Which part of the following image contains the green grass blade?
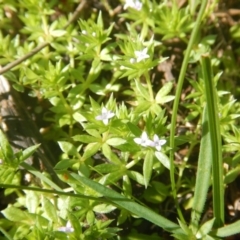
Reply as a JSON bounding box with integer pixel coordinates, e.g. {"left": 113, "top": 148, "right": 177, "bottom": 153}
{"left": 20, "top": 162, "right": 62, "bottom": 191}
{"left": 190, "top": 107, "right": 212, "bottom": 233}
{"left": 0, "top": 226, "right": 14, "bottom": 240}
{"left": 70, "top": 172, "right": 183, "bottom": 235}
{"left": 200, "top": 54, "right": 224, "bottom": 227}
{"left": 169, "top": 0, "right": 208, "bottom": 223}
{"left": 212, "top": 220, "right": 240, "bottom": 238}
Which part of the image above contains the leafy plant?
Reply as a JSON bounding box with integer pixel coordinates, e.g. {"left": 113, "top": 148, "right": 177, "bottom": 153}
{"left": 1, "top": 0, "right": 240, "bottom": 239}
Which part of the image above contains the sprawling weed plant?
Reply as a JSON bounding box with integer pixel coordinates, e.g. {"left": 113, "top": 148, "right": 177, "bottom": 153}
{"left": 1, "top": 0, "right": 240, "bottom": 239}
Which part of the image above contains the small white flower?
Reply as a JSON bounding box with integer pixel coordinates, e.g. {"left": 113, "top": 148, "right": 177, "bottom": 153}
{"left": 58, "top": 221, "right": 74, "bottom": 233}
{"left": 92, "top": 32, "right": 96, "bottom": 37}
{"left": 134, "top": 48, "right": 150, "bottom": 62}
{"left": 134, "top": 131, "right": 153, "bottom": 147}
{"left": 82, "top": 30, "right": 87, "bottom": 35}
{"left": 124, "top": 0, "right": 142, "bottom": 11}
{"left": 96, "top": 107, "right": 115, "bottom": 125}
{"left": 151, "top": 134, "right": 166, "bottom": 151}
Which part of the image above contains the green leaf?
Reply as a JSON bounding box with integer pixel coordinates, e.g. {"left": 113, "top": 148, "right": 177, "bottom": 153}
{"left": 13, "top": 83, "right": 24, "bottom": 92}
{"left": 134, "top": 79, "right": 150, "bottom": 100}
{"left": 25, "top": 190, "right": 39, "bottom": 214}
{"left": 196, "top": 218, "right": 215, "bottom": 239}
{"left": 155, "top": 95, "right": 175, "bottom": 104}
{"left": 155, "top": 81, "right": 173, "bottom": 100}
{"left": 0, "top": 129, "right": 14, "bottom": 165}
{"left": 106, "top": 138, "right": 126, "bottom": 146}
{"left": 99, "top": 169, "right": 126, "bottom": 185}
{"left": 190, "top": 107, "right": 212, "bottom": 233}
{"left": 143, "top": 150, "right": 154, "bottom": 188}
{"left": 213, "top": 220, "right": 240, "bottom": 237}
{"left": 18, "top": 144, "right": 40, "bottom": 163}
{"left": 178, "top": 219, "right": 193, "bottom": 236}
{"left": 155, "top": 151, "right": 170, "bottom": 169}
{"left": 93, "top": 204, "right": 116, "bottom": 214}
{"left": 54, "top": 159, "right": 76, "bottom": 170}
{"left": 127, "top": 122, "right": 142, "bottom": 136}
{"left": 58, "top": 141, "right": 78, "bottom": 155}
{"left": 127, "top": 170, "right": 145, "bottom": 186}
{"left": 201, "top": 55, "right": 224, "bottom": 227}
{"left": 73, "top": 112, "right": 87, "bottom": 122}
{"left": 102, "top": 143, "right": 122, "bottom": 165}
{"left": 86, "top": 210, "right": 95, "bottom": 225}
{"left": 50, "top": 30, "right": 66, "bottom": 37}
{"left": 90, "top": 96, "right": 101, "bottom": 112}
{"left": 42, "top": 197, "right": 58, "bottom": 223}
{"left": 224, "top": 166, "right": 240, "bottom": 184}
{"left": 0, "top": 165, "right": 16, "bottom": 184}
{"left": 82, "top": 142, "right": 102, "bottom": 161}
{"left": 93, "top": 163, "right": 120, "bottom": 174}
{"left": 68, "top": 212, "right": 82, "bottom": 236}
{"left": 72, "top": 134, "right": 100, "bottom": 143}
{"left": 134, "top": 101, "right": 152, "bottom": 115}
{"left": 2, "top": 206, "right": 48, "bottom": 226}
{"left": 122, "top": 174, "right": 132, "bottom": 196}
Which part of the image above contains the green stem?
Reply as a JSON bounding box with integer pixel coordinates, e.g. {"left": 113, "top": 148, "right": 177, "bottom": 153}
{"left": 0, "top": 184, "right": 108, "bottom": 201}
{"left": 125, "top": 157, "right": 142, "bottom": 169}
{"left": 57, "top": 89, "right": 74, "bottom": 137}
{"left": 145, "top": 72, "right": 154, "bottom": 101}
{"left": 169, "top": 0, "right": 208, "bottom": 224}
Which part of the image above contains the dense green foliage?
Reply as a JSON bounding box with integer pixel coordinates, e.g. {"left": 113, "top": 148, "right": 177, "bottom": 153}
{"left": 1, "top": 0, "right": 240, "bottom": 239}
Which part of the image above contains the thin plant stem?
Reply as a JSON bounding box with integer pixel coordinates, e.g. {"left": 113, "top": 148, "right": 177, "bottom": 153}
{"left": 169, "top": 0, "right": 208, "bottom": 224}
{"left": 145, "top": 72, "right": 154, "bottom": 101}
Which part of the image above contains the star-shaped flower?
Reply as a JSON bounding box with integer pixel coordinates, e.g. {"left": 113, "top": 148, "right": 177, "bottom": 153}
{"left": 134, "top": 131, "right": 153, "bottom": 147}
{"left": 134, "top": 48, "right": 150, "bottom": 62}
{"left": 151, "top": 134, "right": 166, "bottom": 151}
{"left": 124, "top": 0, "right": 142, "bottom": 11}
{"left": 95, "top": 107, "right": 115, "bottom": 125}
{"left": 58, "top": 221, "right": 74, "bottom": 233}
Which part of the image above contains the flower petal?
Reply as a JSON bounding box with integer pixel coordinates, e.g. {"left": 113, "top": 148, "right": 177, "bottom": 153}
{"left": 107, "top": 112, "right": 115, "bottom": 118}
{"left": 103, "top": 118, "right": 109, "bottom": 125}
{"left": 96, "top": 115, "right": 103, "bottom": 120}
{"left": 102, "top": 107, "right": 108, "bottom": 114}
{"left": 155, "top": 145, "right": 161, "bottom": 151}
{"left": 134, "top": 138, "right": 142, "bottom": 144}
{"left": 159, "top": 139, "right": 167, "bottom": 145}
{"left": 153, "top": 134, "right": 159, "bottom": 142}
{"left": 141, "top": 131, "right": 148, "bottom": 140}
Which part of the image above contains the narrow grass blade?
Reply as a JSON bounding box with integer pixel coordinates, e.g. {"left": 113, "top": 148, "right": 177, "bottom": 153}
{"left": 169, "top": 0, "right": 208, "bottom": 223}
{"left": 20, "top": 162, "right": 62, "bottom": 191}
{"left": 190, "top": 107, "right": 212, "bottom": 233}
{"left": 201, "top": 54, "right": 224, "bottom": 227}
{"left": 70, "top": 172, "right": 183, "bottom": 235}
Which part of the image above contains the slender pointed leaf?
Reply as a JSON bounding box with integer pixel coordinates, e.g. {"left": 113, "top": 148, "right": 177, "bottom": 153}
{"left": 70, "top": 172, "right": 183, "bottom": 235}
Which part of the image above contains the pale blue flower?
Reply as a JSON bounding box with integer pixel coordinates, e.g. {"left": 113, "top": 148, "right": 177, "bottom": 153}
{"left": 134, "top": 48, "right": 150, "bottom": 62}
{"left": 124, "top": 0, "right": 142, "bottom": 11}
{"left": 151, "top": 134, "right": 166, "bottom": 151}
{"left": 134, "top": 131, "right": 153, "bottom": 147}
{"left": 96, "top": 107, "right": 115, "bottom": 125}
{"left": 58, "top": 221, "right": 74, "bottom": 233}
